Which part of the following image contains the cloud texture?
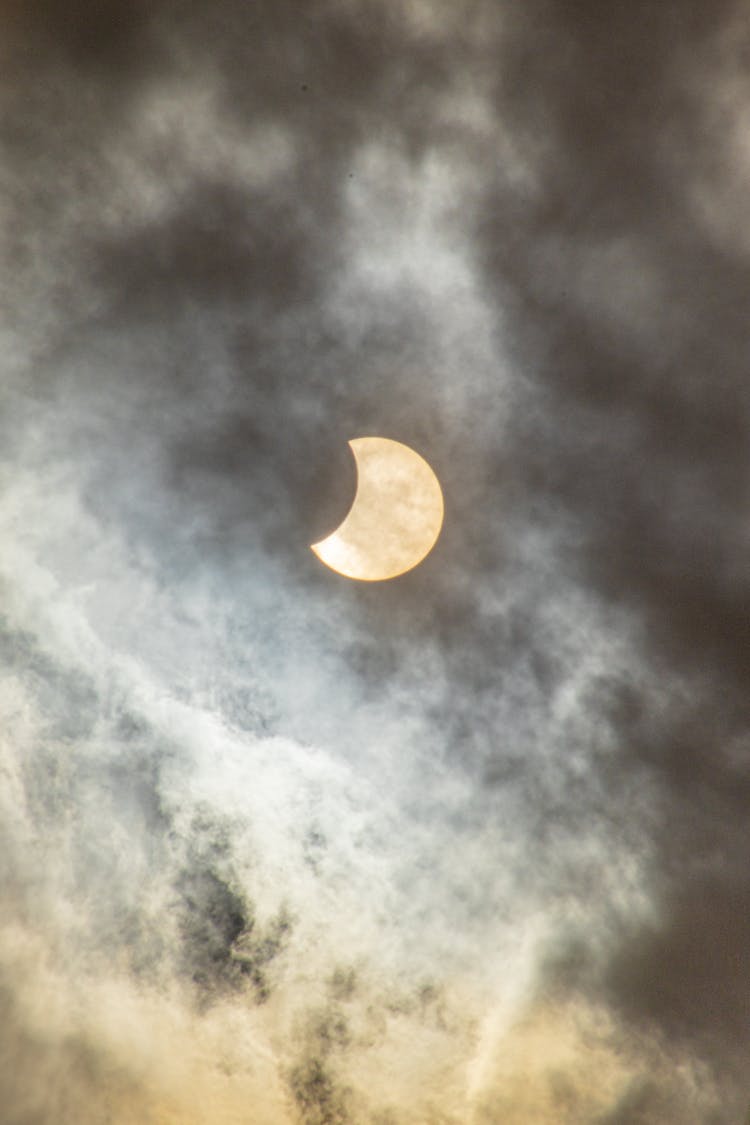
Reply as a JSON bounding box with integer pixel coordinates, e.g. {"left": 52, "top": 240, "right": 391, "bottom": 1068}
{"left": 2, "top": 0, "right": 750, "bottom": 1120}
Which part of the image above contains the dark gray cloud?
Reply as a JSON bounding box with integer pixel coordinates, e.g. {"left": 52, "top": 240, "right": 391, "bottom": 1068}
{"left": 1, "top": 0, "right": 749, "bottom": 1121}
{"left": 473, "top": 0, "right": 750, "bottom": 1112}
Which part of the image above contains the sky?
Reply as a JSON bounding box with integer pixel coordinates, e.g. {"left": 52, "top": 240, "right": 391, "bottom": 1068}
{"left": 2, "top": 1, "right": 750, "bottom": 1121}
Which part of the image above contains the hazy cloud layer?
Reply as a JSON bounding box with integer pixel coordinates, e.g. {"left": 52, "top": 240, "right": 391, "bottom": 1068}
{"left": 2, "top": 1, "right": 749, "bottom": 1121}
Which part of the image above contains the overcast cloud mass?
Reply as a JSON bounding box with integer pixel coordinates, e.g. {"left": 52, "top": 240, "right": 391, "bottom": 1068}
{"left": 2, "top": 1, "right": 750, "bottom": 1121}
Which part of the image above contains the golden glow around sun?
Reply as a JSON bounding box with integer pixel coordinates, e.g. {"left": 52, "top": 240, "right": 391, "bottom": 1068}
{"left": 311, "top": 436, "right": 444, "bottom": 581}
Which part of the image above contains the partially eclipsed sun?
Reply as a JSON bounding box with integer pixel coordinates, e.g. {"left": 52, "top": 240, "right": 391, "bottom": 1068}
{"left": 311, "top": 437, "right": 444, "bottom": 581}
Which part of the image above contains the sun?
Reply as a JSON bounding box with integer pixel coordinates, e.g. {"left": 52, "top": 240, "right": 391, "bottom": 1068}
{"left": 311, "top": 437, "right": 444, "bottom": 581}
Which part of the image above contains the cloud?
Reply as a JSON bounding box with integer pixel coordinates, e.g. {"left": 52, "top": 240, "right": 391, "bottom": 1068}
{"left": 2, "top": 0, "right": 750, "bottom": 1121}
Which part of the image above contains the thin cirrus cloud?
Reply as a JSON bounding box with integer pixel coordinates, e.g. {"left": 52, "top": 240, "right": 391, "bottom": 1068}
{"left": 1, "top": 1, "right": 749, "bottom": 1122}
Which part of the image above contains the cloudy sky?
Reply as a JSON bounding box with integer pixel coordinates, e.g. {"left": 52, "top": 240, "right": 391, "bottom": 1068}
{"left": 2, "top": 1, "right": 750, "bottom": 1121}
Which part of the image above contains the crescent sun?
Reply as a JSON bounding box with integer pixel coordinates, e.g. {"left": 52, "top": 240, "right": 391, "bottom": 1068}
{"left": 310, "top": 437, "right": 444, "bottom": 581}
